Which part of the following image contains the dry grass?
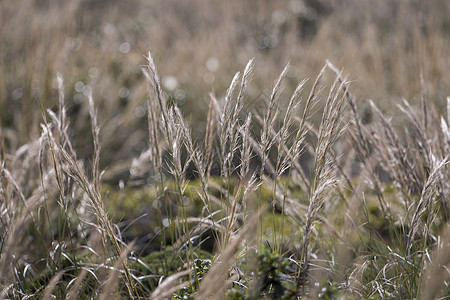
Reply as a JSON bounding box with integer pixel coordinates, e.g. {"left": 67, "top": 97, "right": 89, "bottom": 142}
{"left": 1, "top": 0, "right": 450, "bottom": 299}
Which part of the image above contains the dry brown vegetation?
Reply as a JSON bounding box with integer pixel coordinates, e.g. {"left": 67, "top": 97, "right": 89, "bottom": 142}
{"left": 1, "top": 0, "right": 450, "bottom": 299}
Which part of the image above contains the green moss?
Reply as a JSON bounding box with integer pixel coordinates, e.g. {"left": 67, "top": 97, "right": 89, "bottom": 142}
{"left": 10, "top": 252, "right": 98, "bottom": 299}
{"left": 131, "top": 246, "right": 213, "bottom": 293}
{"left": 259, "top": 213, "right": 294, "bottom": 241}
{"left": 382, "top": 183, "right": 396, "bottom": 195}
{"left": 287, "top": 188, "right": 308, "bottom": 205}
{"left": 366, "top": 201, "right": 390, "bottom": 237}
{"left": 103, "top": 183, "right": 221, "bottom": 252}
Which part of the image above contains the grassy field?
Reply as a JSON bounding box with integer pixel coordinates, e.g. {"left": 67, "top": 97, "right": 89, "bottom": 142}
{"left": 1, "top": 0, "right": 450, "bottom": 299}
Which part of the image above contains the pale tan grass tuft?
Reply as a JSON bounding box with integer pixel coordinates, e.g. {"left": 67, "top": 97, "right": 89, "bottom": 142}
{"left": 237, "top": 116, "right": 277, "bottom": 176}
{"left": 398, "top": 99, "right": 432, "bottom": 175}
{"left": 408, "top": 156, "right": 449, "bottom": 253}
{"left": 204, "top": 94, "right": 217, "bottom": 180}
{"left": 233, "top": 58, "right": 255, "bottom": 123}
{"left": 276, "top": 79, "right": 308, "bottom": 180}
{"left": 240, "top": 113, "right": 252, "bottom": 182}
{"left": 88, "top": 90, "right": 101, "bottom": 193}
{"left": 0, "top": 166, "right": 43, "bottom": 283}
{"left": 219, "top": 71, "right": 241, "bottom": 176}
{"left": 297, "top": 70, "right": 349, "bottom": 290}
{"left": 370, "top": 100, "right": 421, "bottom": 195}
{"left": 143, "top": 66, "right": 164, "bottom": 176}
{"left": 259, "top": 63, "right": 289, "bottom": 177}
{"left": 328, "top": 61, "right": 389, "bottom": 214}
{"left": 146, "top": 51, "right": 169, "bottom": 129}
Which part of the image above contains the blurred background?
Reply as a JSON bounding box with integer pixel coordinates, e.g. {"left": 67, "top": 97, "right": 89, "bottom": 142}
{"left": 1, "top": 0, "right": 449, "bottom": 182}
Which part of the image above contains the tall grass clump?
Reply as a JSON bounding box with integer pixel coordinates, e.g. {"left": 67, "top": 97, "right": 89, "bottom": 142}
{"left": 1, "top": 47, "right": 449, "bottom": 299}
